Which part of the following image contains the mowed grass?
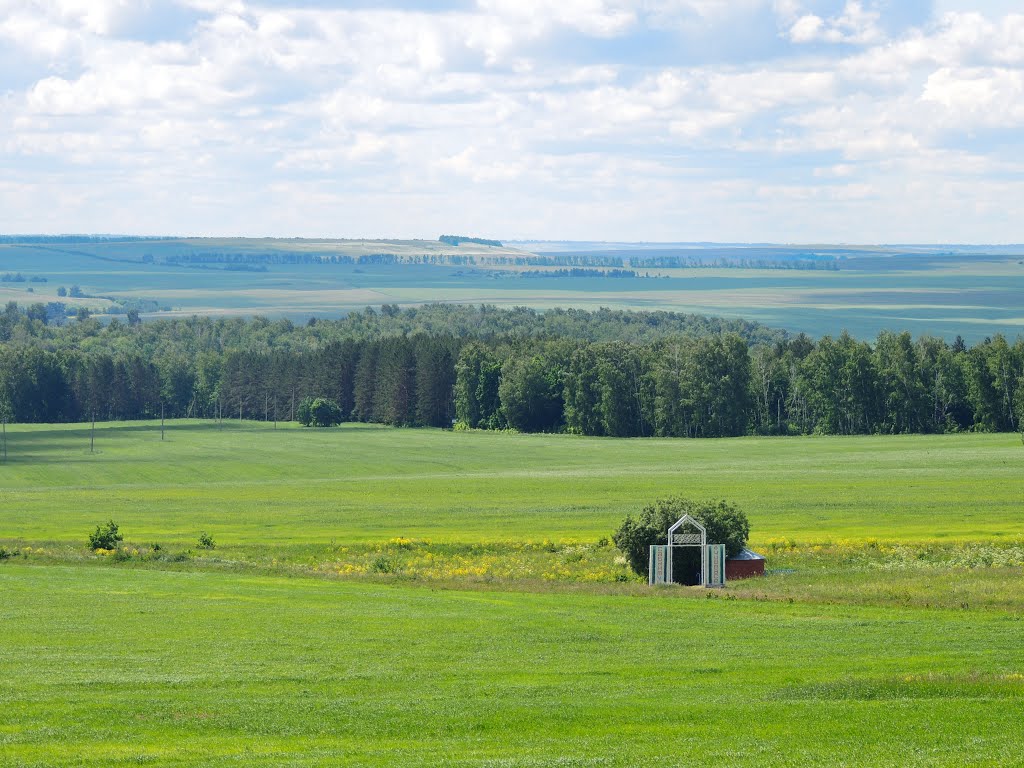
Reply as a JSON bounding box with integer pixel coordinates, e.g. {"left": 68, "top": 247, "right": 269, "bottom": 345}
{"left": 2, "top": 564, "right": 1024, "bottom": 767}
{"left": 2, "top": 421, "right": 1022, "bottom": 547}
{"left": 3, "top": 424, "right": 1024, "bottom": 765}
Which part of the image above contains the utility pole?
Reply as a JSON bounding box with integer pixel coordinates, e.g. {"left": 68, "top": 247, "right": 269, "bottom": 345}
{"left": 265, "top": 393, "right": 269, "bottom": 423}
{"left": 238, "top": 401, "right": 242, "bottom": 424}
{"left": 90, "top": 412, "right": 96, "bottom": 454}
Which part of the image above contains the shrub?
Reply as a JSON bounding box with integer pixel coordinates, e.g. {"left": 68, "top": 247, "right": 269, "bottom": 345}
{"left": 197, "top": 532, "right": 215, "bottom": 550}
{"left": 297, "top": 396, "right": 343, "bottom": 427}
{"left": 296, "top": 396, "right": 313, "bottom": 426}
{"left": 88, "top": 520, "right": 123, "bottom": 550}
{"left": 310, "top": 398, "right": 343, "bottom": 427}
{"left": 370, "top": 555, "right": 399, "bottom": 574}
{"left": 613, "top": 497, "right": 750, "bottom": 580}
{"left": 0, "top": 546, "right": 12, "bottom": 560}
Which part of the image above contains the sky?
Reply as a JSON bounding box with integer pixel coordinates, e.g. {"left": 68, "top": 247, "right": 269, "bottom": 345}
{"left": 0, "top": 0, "right": 1022, "bottom": 243}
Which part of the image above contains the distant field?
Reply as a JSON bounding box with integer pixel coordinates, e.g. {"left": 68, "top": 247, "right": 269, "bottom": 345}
{"left": 2, "top": 239, "right": 1023, "bottom": 341}
{"left": 2, "top": 421, "right": 1022, "bottom": 546}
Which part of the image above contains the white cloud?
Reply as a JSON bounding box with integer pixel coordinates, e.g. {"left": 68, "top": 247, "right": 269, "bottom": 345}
{"left": 922, "top": 66, "right": 1024, "bottom": 126}
{"left": 476, "top": 0, "right": 637, "bottom": 38}
{"left": 788, "top": 1, "right": 883, "bottom": 45}
{"left": 0, "top": 0, "right": 1022, "bottom": 241}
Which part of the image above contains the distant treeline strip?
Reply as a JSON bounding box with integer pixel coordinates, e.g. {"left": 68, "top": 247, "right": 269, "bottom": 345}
{"left": 520, "top": 268, "right": 639, "bottom": 279}
{"left": 438, "top": 235, "right": 503, "bottom": 247}
{"left": 632, "top": 257, "right": 839, "bottom": 270}
{"left": 160, "top": 251, "right": 623, "bottom": 267}
{"left": 0, "top": 303, "right": 1021, "bottom": 437}
{"left": 160, "top": 251, "right": 835, "bottom": 270}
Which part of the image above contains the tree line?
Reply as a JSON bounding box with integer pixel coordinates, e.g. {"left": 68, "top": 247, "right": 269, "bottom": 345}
{"left": 0, "top": 302, "right": 1021, "bottom": 437}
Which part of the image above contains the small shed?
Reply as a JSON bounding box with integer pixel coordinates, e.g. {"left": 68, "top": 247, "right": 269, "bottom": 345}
{"left": 725, "top": 548, "right": 766, "bottom": 580}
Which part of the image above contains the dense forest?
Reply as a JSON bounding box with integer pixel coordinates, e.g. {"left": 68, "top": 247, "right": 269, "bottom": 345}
{"left": 0, "top": 302, "right": 1021, "bottom": 437}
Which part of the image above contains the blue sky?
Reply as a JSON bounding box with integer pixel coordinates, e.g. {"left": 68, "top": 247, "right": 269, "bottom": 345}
{"left": 0, "top": 0, "right": 1022, "bottom": 242}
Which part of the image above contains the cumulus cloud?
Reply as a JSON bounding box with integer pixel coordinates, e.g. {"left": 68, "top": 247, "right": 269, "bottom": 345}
{"left": 0, "top": 0, "right": 1022, "bottom": 241}
{"left": 787, "top": 1, "right": 883, "bottom": 45}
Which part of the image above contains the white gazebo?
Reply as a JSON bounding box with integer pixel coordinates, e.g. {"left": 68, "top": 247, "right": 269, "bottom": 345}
{"left": 649, "top": 514, "right": 725, "bottom": 588}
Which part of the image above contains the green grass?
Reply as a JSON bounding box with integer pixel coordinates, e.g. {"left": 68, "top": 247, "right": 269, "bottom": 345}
{"left": 2, "top": 563, "right": 1024, "bottom": 767}
{"left": 3, "top": 423, "right": 1024, "bottom": 764}
{"left": 2, "top": 421, "right": 1022, "bottom": 547}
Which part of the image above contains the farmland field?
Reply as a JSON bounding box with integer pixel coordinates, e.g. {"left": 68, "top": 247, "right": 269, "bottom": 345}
{"left": 2, "top": 239, "right": 1024, "bottom": 342}
{"left": 2, "top": 422, "right": 1024, "bottom": 766}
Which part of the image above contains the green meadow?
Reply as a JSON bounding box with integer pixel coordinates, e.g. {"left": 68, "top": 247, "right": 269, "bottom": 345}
{"left": 1, "top": 421, "right": 1022, "bottom": 546}
{"left": 3, "top": 564, "right": 1024, "bottom": 767}
{"left": 3, "top": 422, "right": 1024, "bottom": 765}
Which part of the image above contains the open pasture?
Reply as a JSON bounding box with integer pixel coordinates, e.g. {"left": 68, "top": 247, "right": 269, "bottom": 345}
{"left": 1, "top": 421, "right": 1022, "bottom": 547}
{"left": 2, "top": 564, "right": 1024, "bottom": 767}
{"left": 3, "top": 423, "right": 1024, "bottom": 765}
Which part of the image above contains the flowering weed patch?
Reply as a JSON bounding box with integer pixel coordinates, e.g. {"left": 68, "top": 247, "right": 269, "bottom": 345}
{"left": 308, "top": 538, "right": 637, "bottom": 584}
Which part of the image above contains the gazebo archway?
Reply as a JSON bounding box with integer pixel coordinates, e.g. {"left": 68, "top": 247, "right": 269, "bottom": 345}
{"left": 649, "top": 514, "right": 725, "bottom": 587}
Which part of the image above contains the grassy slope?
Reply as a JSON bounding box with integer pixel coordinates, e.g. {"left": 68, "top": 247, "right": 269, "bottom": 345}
{"left": 2, "top": 563, "right": 1023, "bottom": 767}
{"left": 2, "top": 421, "right": 1022, "bottom": 546}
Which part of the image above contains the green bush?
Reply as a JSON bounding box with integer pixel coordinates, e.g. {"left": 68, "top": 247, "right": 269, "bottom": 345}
{"left": 296, "top": 396, "right": 313, "bottom": 426}
{"left": 371, "top": 555, "right": 399, "bottom": 574}
{"left": 88, "top": 520, "right": 123, "bottom": 550}
{"left": 612, "top": 497, "right": 750, "bottom": 580}
{"left": 197, "top": 532, "right": 215, "bottom": 550}
{"left": 297, "top": 397, "right": 344, "bottom": 427}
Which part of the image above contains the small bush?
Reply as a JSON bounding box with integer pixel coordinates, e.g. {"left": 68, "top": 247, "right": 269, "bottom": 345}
{"left": 371, "top": 555, "right": 399, "bottom": 574}
{"left": 88, "top": 520, "right": 123, "bottom": 550}
{"left": 197, "top": 532, "right": 215, "bottom": 550}
{"left": 0, "top": 546, "right": 13, "bottom": 561}
{"left": 297, "top": 397, "right": 344, "bottom": 427}
{"left": 296, "top": 396, "right": 313, "bottom": 426}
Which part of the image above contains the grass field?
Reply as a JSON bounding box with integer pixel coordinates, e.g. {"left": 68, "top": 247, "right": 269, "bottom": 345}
{"left": 2, "top": 564, "right": 1024, "bottom": 766}
{"left": 2, "top": 421, "right": 1022, "bottom": 546}
{"left": 3, "top": 422, "right": 1024, "bottom": 765}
